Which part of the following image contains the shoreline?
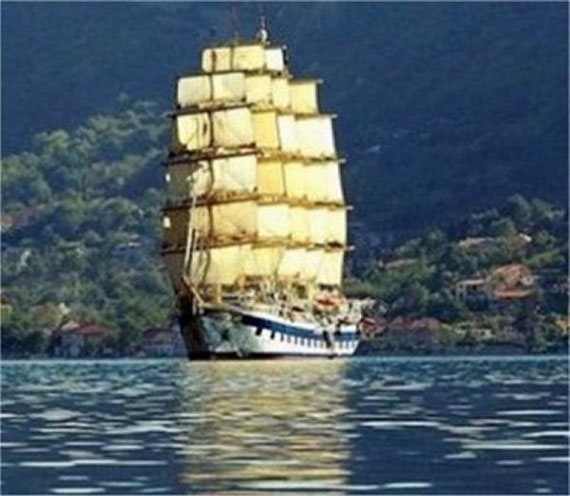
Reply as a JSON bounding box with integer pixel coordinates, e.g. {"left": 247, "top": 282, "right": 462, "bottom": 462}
{"left": 356, "top": 340, "right": 568, "bottom": 356}
{"left": 2, "top": 348, "right": 568, "bottom": 361}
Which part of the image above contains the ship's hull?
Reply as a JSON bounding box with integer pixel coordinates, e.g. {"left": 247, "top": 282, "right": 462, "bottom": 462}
{"left": 179, "top": 305, "right": 360, "bottom": 359}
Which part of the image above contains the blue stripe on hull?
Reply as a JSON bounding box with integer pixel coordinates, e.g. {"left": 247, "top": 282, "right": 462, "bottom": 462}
{"left": 187, "top": 352, "right": 338, "bottom": 360}
{"left": 235, "top": 312, "right": 359, "bottom": 342}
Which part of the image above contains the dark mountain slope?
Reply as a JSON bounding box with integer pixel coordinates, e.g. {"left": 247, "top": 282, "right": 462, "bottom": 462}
{"left": 2, "top": 2, "right": 567, "bottom": 231}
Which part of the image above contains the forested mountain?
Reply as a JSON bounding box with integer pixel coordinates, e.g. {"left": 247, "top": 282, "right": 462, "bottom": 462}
{"left": 2, "top": 2, "right": 567, "bottom": 231}
{"left": 2, "top": 100, "right": 170, "bottom": 355}
{"left": 1, "top": 3, "right": 568, "bottom": 356}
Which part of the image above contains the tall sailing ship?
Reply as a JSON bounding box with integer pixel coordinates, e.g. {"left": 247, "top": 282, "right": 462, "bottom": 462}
{"left": 161, "top": 21, "right": 371, "bottom": 358}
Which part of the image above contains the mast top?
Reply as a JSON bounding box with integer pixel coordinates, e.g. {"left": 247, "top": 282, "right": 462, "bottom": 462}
{"left": 231, "top": 4, "right": 240, "bottom": 43}
{"left": 256, "top": 15, "right": 269, "bottom": 45}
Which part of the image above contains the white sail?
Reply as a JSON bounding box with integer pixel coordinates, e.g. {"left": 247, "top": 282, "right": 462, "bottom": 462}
{"left": 203, "top": 45, "right": 284, "bottom": 74}
{"left": 290, "top": 206, "right": 310, "bottom": 243}
{"left": 177, "top": 73, "right": 246, "bottom": 107}
{"left": 212, "top": 72, "right": 246, "bottom": 102}
{"left": 194, "top": 245, "right": 250, "bottom": 285}
{"left": 257, "top": 159, "right": 285, "bottom": 196}
{"left": 264, "top": 47, "right": 285, "bottom": 72}
{"left": 283, "top": 161, "right": 306, "bottom": 199}
{"left": 172, "top": 201, "right": 292, "bottom": 243}
{"left": 296, "top": 116, "right": 336, "bottom": 158}
{"left": 277, "top": 247, "right": 306, "bottom": 278}
{"left": 211, "top": 107, "right": 254, "bottom": 147}
{"left": 209, "top": 154, "right": 257, "bottom": 194}
{"left": 301, "top": 248, "right": 324, "bottom": 280}
{"left": 253, "top": 111, "right": 298, "bottom": 152}
{"left": 172, "top": 113, "right": 211, "bottom": 152}
{"left": 277, "top": 114, "right": 298, "bottom": 153}
{"left": 245, "top": 74, "right": 272, "bottom": 105}
{"left": 194, "top": 201, "right": 257, "bottom": 239}
{"left": 305, "top": 164, "right": 327, "bottom": 202}
{"left": 316, "top": 250, "right": 344, "bottom": 286}
{"left": 177, "top": 75, "right": 212, "bottom": 107}
{"left": 304, "top": 161, "right": 344, "bottom": 203}
{"left": 202, "top": 47, "right": 232, "bottom": 72}
{"left": 272, "top": 77, "right": 290, "bottom": 109}
{"left": 308, "top": 207, "right": 328, "bottom": 244}
{"left": 232, "top": 44, "right": 265, "bottom": 71}
{"left": 289, "top": 81, "right": 319, "bottom": 114}
{"left": 323, "top": 161, "right": 344, "bottom": 202}
{"left": 258, "top": 203, "right": 290, "bottom": 239}
{"left": 245, "top": 246, "right": 283, "bottom": 277}
{"left": 168, "top": 154, "right": 257, "bottom": 201}
{"left": 252, "top": 110, "right": 279, "bottom": 149}
{"left": 305, "top": 161, "right": 344, "bottom": 203}
{"left": 325, "top": 208, "right": 347, "bottom": 245}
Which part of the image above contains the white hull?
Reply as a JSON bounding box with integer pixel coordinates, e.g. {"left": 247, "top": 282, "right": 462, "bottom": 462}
{"left": 181, "top": 306, "right": 360, "bottom": 359}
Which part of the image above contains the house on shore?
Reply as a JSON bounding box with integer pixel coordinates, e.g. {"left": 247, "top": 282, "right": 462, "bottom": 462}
{"left": 456, "top": 264, "right": 536, "bottom": 304}
{"left": 51, "top": 321, "right": 112, "bottom": 358}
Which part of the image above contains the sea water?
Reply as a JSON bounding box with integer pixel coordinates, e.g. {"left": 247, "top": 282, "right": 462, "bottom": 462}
{"left": 1, "top": 356, "right": 568, "bottom": 494}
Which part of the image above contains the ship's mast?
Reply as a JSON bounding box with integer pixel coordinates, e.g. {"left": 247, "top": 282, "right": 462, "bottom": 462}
{"left": 230, "top": 4, "right": 240, "bottom": 44}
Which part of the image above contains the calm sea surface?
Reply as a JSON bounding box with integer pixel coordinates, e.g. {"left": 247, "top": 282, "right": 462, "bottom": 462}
{"left": 1, "top": 356, "right": 568, "bottom": 495}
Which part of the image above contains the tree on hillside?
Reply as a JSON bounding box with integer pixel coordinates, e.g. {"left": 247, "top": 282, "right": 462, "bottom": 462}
{"left": 489, "top": 217, "right": 517, "bottom": 238}
{"left": 503, "top": 194, "right": 532, "bottom": 229}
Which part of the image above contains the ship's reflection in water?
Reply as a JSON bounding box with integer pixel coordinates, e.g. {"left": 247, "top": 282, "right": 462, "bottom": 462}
{"left": 177, "top": 360, "right": 353, "bottom": 493}
{"left": 1, "top": 357, "right": 568, "bottom": 494}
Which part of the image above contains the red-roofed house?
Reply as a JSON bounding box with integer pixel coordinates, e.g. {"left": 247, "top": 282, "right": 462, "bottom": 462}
{"left": 52, "top": 322, "right": 111, "bottom": 357}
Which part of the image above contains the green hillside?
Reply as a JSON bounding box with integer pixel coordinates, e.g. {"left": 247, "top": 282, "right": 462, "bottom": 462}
{"left": 1, "top": 100, "right": 170, "bottom": 355}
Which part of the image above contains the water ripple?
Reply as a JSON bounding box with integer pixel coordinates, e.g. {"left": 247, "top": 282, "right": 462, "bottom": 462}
{"left": 1, "top": 356, "right": 568, "bottom": 494}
